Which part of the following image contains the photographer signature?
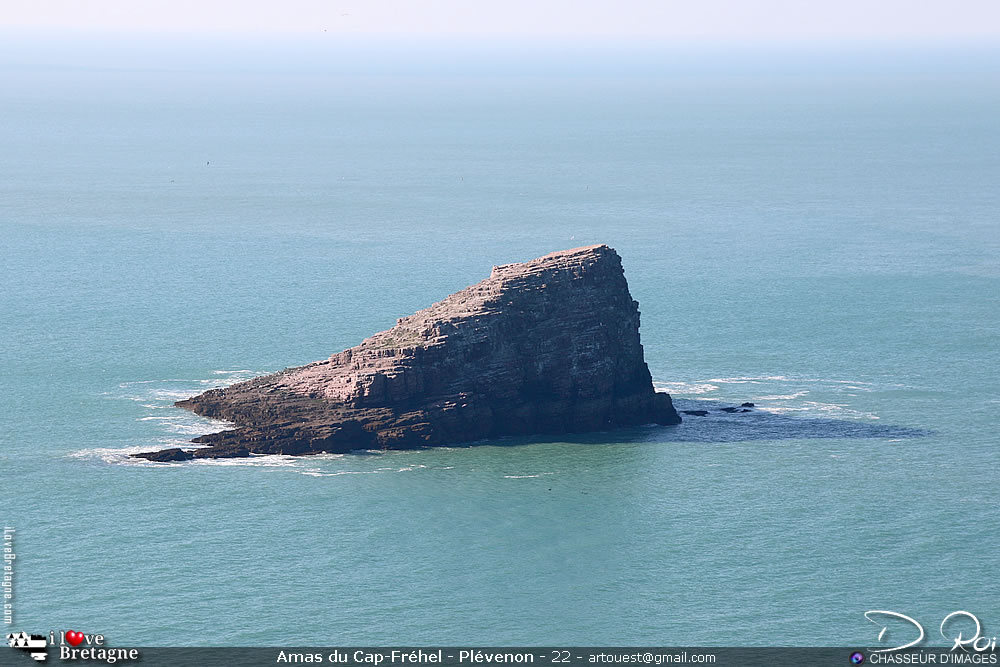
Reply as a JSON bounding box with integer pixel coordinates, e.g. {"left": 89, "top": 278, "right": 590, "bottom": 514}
{"left": 865, "top": 610, "right": 997, "bottom": 653}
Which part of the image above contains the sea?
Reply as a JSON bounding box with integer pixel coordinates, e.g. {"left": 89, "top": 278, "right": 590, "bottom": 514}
{"left": 1, "top": 35, "right": 998, "bottom": 647}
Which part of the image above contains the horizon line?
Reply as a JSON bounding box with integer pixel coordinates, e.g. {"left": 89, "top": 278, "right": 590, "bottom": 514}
{"left": 4, "top": 27, "right": 1000, "bottom": 49}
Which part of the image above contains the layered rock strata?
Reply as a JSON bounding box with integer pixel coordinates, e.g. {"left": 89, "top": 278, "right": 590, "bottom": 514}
{"left": 134, "top": 245, "right": 680, "bottom": 461}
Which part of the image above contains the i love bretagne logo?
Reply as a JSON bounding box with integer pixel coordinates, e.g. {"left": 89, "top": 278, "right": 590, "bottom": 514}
{"left": 7, "top": 629, "right": 141, "bottom": 663}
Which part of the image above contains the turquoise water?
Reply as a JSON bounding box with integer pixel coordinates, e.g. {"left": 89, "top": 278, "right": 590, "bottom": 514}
{"left": 2, "top": 40, "right": 999, "bottom": 646}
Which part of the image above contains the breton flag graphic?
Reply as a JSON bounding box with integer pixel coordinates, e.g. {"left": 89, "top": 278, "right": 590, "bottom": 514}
{"left": 6, "top": 631, "right": 48, "bottom": 661}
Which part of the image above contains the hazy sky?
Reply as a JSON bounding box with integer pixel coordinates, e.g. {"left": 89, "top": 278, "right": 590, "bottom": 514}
{"left": 5, "top": 0, "right": 1000, "bottom": 42}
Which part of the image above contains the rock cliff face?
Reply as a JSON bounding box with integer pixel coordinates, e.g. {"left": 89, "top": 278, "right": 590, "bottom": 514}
{"left": 134, "top": 245, "right": 680, "bottom": 461}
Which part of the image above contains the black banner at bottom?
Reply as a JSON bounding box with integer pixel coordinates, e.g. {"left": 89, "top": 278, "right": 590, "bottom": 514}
{"left": 6, "top": 646, "right": 998, "bottom": 667}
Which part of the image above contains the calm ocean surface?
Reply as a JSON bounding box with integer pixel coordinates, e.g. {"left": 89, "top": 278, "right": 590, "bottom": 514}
{"left": 2, "top": 39, "right": 999, "bottom": 646}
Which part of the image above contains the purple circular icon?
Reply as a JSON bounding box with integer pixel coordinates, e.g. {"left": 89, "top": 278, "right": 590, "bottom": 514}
{"left": 850, "top": 652, "right": 865, "bottom": 665}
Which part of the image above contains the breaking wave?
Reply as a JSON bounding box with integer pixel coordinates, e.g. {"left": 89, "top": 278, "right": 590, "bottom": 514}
{"left": 655, "top": 374, "right": 898, "bottom": 422}
{"left": 653, "top": 381, "right": 719, "bottom": 395}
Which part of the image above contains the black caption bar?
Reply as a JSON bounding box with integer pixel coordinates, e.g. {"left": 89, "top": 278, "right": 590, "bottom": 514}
{"left": 10, "top": 646, "right": 998, "bottom": 667}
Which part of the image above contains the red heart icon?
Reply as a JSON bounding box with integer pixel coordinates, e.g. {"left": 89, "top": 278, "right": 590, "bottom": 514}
{"left": 65, "top": 631, "right": 84, "bottom": 647}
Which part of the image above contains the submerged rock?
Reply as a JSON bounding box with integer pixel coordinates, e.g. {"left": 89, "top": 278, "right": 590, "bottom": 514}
{"left": 682, "top": 410, "right": 710, "bottom": 417}
{"left": 135, "top": 448, "right": 194, "bottom": 462}
{"left": 132, "top": 245, "right": 680, "bottom": 461}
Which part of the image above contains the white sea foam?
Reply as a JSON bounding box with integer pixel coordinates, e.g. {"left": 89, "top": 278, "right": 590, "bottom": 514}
{"left": 166, "top": 422, "right": 225, "bottom": 435}
{"left": 68, "top": 446, "right": 185, "bottom": 466}
{"left": 658, "top": 374, "right": 887, "bottom": 421}
{"left": 704, "top": 376, "right": 796, "bottom": 383}
{"left": 73, "top": 448, "right": 331, "bottom": 470}
{"left": 94, "top": 372, "right": 272, "bottom": 466}
{"left": 290, "top": 458, "right": 436, "bottom": 477}
{"left": 307, "top": 453, "right": 347, "bottom": 461}
{"left": 704, "top": 375, "right": 872, "bottom": 385}
{"left": 759, "top": 401, "right": 879, "bottom": 420}
{"left": 114, "top": 371, "right": 266, "bottom": 404}
{"left": 147, "top": 388, "right": 207, "bottom": 401}
{"left": 757, "top": 391, "right": 809, "bottom": 400}
{"left": 137, "top": 410, "right": 234, "bottom": 433}
{"left": 188, "top": 454, "right": 299, "bottom": 468}
{"left": 653, "top": 381, "right": 719, "bottom": 395}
